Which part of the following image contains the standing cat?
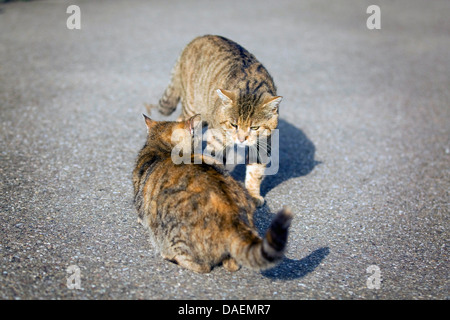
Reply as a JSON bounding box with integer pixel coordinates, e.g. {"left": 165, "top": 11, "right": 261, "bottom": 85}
{"left": 132, "top": 115, "right": 292, "bottom": 273}
{"left": 148, "top": 35, "right": 282, "bottom": 207}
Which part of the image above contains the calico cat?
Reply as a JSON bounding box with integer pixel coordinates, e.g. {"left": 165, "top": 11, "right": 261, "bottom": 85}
{"left": 132, "top": 115, "right": 292, "bottom": 273}
{"left": 147, "top": 35, "right": 282, "bottom": 207}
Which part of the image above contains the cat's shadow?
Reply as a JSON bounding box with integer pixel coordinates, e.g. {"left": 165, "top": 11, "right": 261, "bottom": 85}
{"left": 253, "top": 205, "right": 329, "bottom": 280}
{"left": 262, "top": 247, "right": 329, "bottom": 280}
{"left": 249, "top": 207, "right": 329, "bottom": 280}
{"left": 230, "top": 118, "right": 320, "bottom": 196}
{"left": 231, "top": 119, "right": 327, "bottom": 280}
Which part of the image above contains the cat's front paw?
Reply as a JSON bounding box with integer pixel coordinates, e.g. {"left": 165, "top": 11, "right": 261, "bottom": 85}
{"left": 251, "top": 195, "right": 265, "bottom": 208}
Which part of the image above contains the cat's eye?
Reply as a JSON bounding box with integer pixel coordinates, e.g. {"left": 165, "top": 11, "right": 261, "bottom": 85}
{"left": 250, "top": 126, "right": 260, "bottom": 131}
{"left": 230, "top": 123, "right": 238, "bottom": 129}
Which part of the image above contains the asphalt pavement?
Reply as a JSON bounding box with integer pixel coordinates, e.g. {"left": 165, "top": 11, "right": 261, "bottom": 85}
{"left": 0, "top": 0, "right": 448, "bottom": 299}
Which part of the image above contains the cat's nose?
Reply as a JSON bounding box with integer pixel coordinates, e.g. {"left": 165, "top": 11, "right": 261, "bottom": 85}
{"left": 237, "top": 133, "right": 247, "bottom": 143}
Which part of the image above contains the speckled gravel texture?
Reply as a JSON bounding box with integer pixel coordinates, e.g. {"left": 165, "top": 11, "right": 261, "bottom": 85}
{"left": 0, "top": 0, "right": 448, "bottom": 300}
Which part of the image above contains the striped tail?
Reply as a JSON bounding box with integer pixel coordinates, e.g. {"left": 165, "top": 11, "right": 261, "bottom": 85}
{"left": 154, "top": 56, "right": 182, "bottom": 116}
{"left": 230, "top": 207, "right": 293, "bottom": 270}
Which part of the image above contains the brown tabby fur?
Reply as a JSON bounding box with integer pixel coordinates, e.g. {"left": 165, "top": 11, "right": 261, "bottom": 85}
{"left": 132, "top": 115, "right": 293, "bottom": 273}
{"left": 147, "top": 35, "right": 282, "bottom": 207}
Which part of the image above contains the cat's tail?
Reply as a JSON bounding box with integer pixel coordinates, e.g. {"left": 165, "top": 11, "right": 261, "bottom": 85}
{"left": 229, "top": 207, "right": 293, "bottom": 271}
{"left": 153, "top": 55, "right": 182, "bottom": 116}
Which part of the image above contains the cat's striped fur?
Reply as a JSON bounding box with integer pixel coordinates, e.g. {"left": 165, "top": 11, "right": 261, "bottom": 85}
{"left": 148, "top": 35, "right": 282, "bottom": 207}
{"left": 132, "top": 115, "right": 293, "bottom": 273}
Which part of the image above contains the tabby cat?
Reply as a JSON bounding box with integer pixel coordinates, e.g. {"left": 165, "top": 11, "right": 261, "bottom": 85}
{"left": 147, "top": 35, "right": 282, "bottom": 207}
{"left": 132, "top": 115, "right": 292, "bottom": 273}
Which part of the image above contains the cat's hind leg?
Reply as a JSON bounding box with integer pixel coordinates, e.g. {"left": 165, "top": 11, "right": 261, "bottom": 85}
{"left": 161, "top": 252, "right": 211, "bottom": 273}
{"left": 172, "top": 254, "right": 211, "bottom": 274}
{"left": 222, "top": 257, "right": 241, "bottom": 272}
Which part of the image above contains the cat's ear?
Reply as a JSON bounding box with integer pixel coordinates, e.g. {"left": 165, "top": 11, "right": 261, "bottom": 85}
{"left": 263, "top": 95, "right": 282, "bottom": 114}
{"left": 184, "top": 114, "right": 202, "bottom": 135}
{"left": 216, "top": 89, "right": 235, "bottom": 106}
{"left": 143, "top": 114, "right": 156, "bottom": 132}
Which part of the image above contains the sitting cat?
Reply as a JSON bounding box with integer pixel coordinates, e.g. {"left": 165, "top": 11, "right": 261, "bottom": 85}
{"left": 147, "top": 35, "right": 282, "bottom": 207}
{"left": 132, "top": 115, "right": 292, "bottom": 273}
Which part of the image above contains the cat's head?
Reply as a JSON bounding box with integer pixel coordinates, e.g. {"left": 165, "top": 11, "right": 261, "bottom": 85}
{"left": 216, "top": 89, "right": 282, "bottom": 147}
{"left": 143, "top": 114, "right": 201, "bottom": 152}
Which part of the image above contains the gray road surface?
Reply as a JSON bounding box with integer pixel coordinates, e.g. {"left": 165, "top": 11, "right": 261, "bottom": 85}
{"left": 0, "top": 0, "right": 449, "bottom": 299}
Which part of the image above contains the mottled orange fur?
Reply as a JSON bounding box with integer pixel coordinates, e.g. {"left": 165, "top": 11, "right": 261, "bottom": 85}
{"left": 132, "top": 116, "right": 292, "bottom": 273}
